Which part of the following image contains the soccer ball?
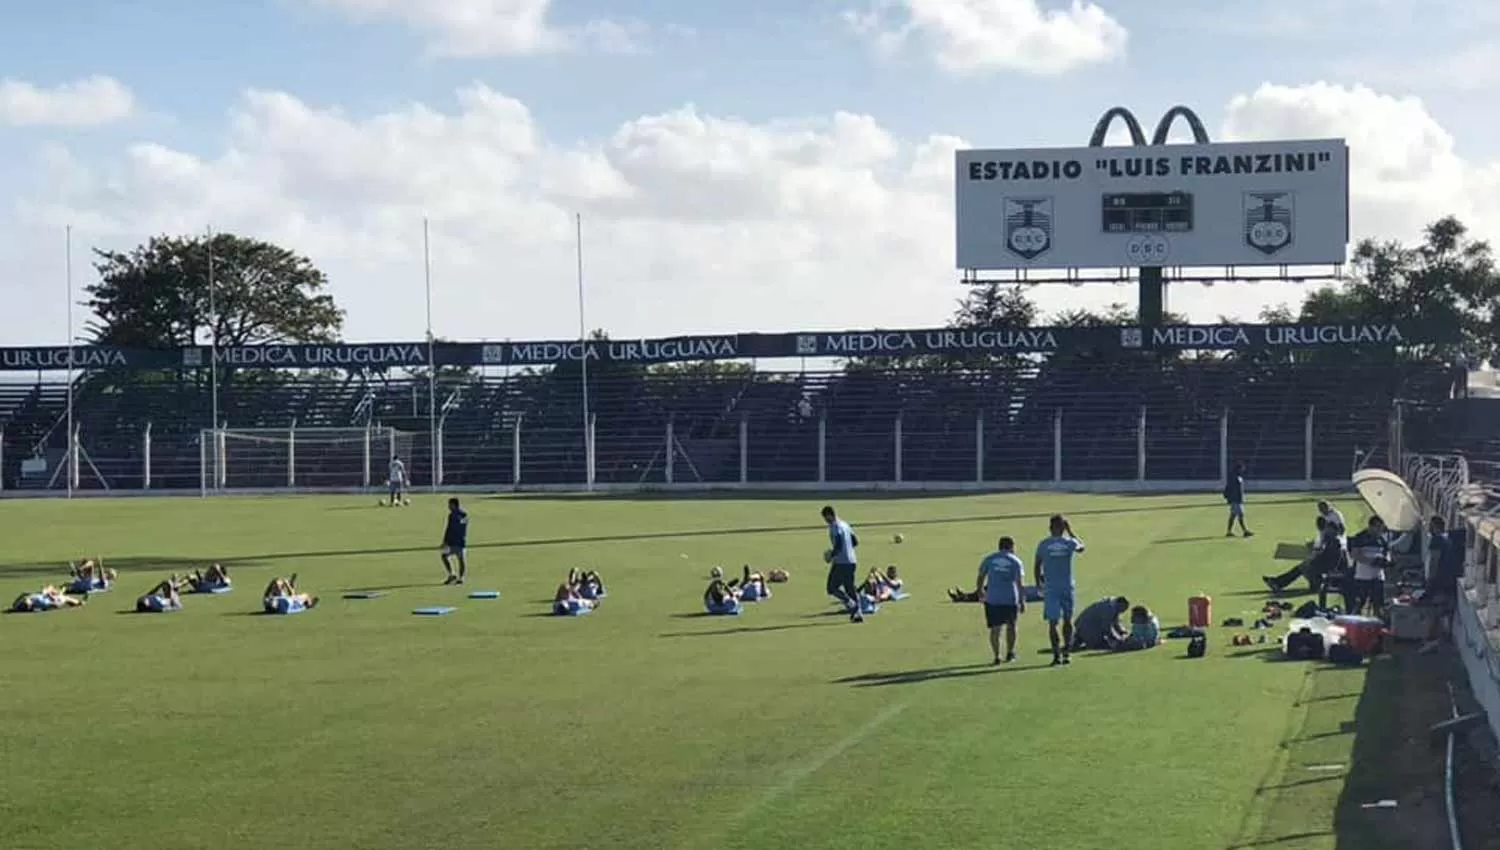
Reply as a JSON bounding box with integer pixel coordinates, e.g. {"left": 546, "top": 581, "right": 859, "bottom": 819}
{"left": 893, "top": 533, "right": 904, "bottom": 544}
{"left": 401, "top": 499, "right": 411, "bottom": 506}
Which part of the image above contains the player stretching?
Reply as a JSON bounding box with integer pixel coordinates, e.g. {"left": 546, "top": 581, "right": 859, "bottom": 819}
{"left": 1035, "top": 514, "right": 1085, "bottom": 667}
{"left": 386, "top": 455, "right": 409, "bottom": 506}
{"left": 820, "top": 505, "right": 863, "bottom": 623}
{"left": 441, "top": 497, "right": 469, "bottom": 585}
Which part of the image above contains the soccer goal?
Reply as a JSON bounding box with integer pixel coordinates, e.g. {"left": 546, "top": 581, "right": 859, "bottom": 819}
{"left": 199, "top": 426, "right": 416, "bottom": 494}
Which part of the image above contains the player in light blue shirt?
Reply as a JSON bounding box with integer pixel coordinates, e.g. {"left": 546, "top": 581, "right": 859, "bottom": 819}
{"left": 976, "top": 536, "right": 1026, "bottom": 664}
{"left": 1034, "top": 514, "right": 1085, "bottom": 666}
{"left": 821, "top": 505, "right": 863, "bottom": 623}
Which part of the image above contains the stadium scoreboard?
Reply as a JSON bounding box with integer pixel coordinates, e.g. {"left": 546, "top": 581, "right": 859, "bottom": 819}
{"left": 1101, "top": 191, "right": 1193, "bottom": 234}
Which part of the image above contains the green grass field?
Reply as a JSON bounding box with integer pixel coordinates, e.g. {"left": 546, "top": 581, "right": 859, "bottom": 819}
{"left": 0, "top": 491, "right": 1423, "bottom": 850}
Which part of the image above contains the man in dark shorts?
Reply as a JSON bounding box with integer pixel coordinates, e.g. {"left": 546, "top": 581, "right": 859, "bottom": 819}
{"left": 440, "top": 497, "right": 469, "bottom": 585}
{"left": 977, "top": 536, "right": 1026, "bottom": 664}
{"left": 821, "top": 505, "right": 862, "bottom": 623}
{"left": 1422, "top": 515, "right": 1464, "bottom": 646}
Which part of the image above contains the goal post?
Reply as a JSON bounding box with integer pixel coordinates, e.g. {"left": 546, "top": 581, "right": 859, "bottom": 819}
{"left": 199, "top": 426, "right": 416, "bottom": 494}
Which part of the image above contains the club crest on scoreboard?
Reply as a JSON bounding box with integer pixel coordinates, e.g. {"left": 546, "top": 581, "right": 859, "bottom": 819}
{"left": 1243, "top": 192, "right": 1294, "bottom": 256}
{"left": 1003, "top": 197, "right": 1054, "bottom": 261}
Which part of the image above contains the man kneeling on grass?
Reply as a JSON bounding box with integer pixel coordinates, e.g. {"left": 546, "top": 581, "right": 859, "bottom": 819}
{"left": 1071, "top": 596, "right": 1131, "bottom": 651}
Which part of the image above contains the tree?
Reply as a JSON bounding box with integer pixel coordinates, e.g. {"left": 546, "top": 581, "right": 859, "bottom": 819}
{"left": 86, "top": 233, "right": 344, "bottom": 350}
{"left": 843, "top": 281, "right": 1039, "bottom": 371}
{"left": 1294, "top": 216, "right": 1499, "bottom": 362}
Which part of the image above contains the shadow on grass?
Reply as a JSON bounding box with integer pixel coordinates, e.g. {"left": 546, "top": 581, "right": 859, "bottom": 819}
{"left": 0, "top": 495, "right": 1321, "bottom": 576}
{"left": 0, "top": 555, "right": 270, "bottom": 580}
{"left": 337, "top": 582, "right": 433, "bottom": 594}
{"left": 1230, "top": 645, "right": 1460, "bottom": 849}
{"left": 659, "top": 621, "right": 841, "bottom": 638}
{"left": 834, "top": 661, "right": 1042, "bottom": 687}
{"left": 490, "top": 491, "right": 1319, "bottom": 506}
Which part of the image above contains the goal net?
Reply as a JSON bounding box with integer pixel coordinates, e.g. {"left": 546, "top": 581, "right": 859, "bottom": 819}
{"left": 200, "top": 427, "right": 416, "bottom": 493}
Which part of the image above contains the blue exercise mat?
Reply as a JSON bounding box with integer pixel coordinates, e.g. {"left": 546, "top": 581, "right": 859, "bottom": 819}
{"left": 467, "top": 590, "right": 500, "bottom": 599}
{"left": 889, "top": 591, "right": 910, "bottom": 601}
{"left": 343, "top": 591, "right": 384, "bottom": 599}
{"left": 413, "top": 606, "right": 456, "bottom": 616}
{"left": 190, "top": 584, "right": 232, "bottom": 594}
{"left": 554, "top": 602, "right": 592, "bottom": 616}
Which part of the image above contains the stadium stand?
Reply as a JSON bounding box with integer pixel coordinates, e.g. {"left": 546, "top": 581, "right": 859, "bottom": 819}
{"left": 0, "top": 355, "right": 1453, "bottom": 492}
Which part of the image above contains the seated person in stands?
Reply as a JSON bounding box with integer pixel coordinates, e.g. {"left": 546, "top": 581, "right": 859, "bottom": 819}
{"left": 1263, "top": 516, "right": 1346, "bottom": 597}
{"left": 1071, "top": 596, "right": 1131, "bottom": 650}
{"left": 1115, "top": 605, "right": 1161, "bottom": 651}
{"left": 11, "top": 585, "right": 88, "bottom": 612}
{"left": 135, "top": 578, "right": 183, "bottom": 612}
{"left": 947, "top": 586, "right": 980, "bottom": 603}
{"left": 704, "top": 576, "right": 741, "bottom": 609}
{"left": 186, "top": 563, "right": 231, "bottom": 592}
{"left": 68, "top": 557, "right": 117, "bottom": 590}
{"left": 262, "top": 574, "right": 318, "bottom": 611}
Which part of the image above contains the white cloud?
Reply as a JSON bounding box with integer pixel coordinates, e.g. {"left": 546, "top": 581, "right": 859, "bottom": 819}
{"left": 1221, "top": 82, "right": 1500, "bottom": 252}
{"left": 0, "top": 76, "right": 135, "bottom": 127}
{"left": 297, "top": 0, "right": 645, "bottom": 56}
{"left": 7, "top": 81, "right": 1500, "bottom": 349}
{"left": 9, "top": 85, "right": 968, "bottom": 344}
{"left": 1334, "top": 42, "right": 1500, "bottom": 93}
{"left": 847, "top": 0, "right": 1126, "bottom": 76}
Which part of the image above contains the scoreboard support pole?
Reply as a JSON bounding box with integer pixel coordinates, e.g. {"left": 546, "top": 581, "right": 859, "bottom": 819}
{"left": 1138, "top": 266, "right": 1165, "bottom": 330}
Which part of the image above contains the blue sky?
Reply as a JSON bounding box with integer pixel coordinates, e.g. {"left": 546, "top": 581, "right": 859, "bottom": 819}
{"left": 1, "top": 0, "right": 1498, "bottom": 347}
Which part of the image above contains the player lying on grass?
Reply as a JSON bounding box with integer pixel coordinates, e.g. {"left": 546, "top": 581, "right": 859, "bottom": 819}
{"left": 263, "top": 574, "right": 318, "bottom": 611}
{"left": 67, "top": 557, "right": 117, "bottom": 591}
{"left": 947, "top": 586, "right": 980, "bottom": 602}
{"left": 10, "top": 585, "right": 87, "bottom": 612}
{"left": 553, "top": 575, "right": 600, "bottom": 615}
{"left": 185, "top": 563, "right": 231, "bottom": 591}
{"left": 1071, "top": 596, "right": 1131, "bottom": 651}
{"left": 704, "top": 575, "right": 742, "bottom": 609}
{"left": 568, "top": 568, "right": 606, "bottom": 599}
{"left": 739, "top": 565, "right": 770, "bottom": 598}
{"left": 135, "top": 578, "right": 184, "bottom": 612}
{"left": 861, "top": 566, "right": 902, "bottom": 601}
{"left": 1112, "top": 605, "right": 1160, "bottom": 651}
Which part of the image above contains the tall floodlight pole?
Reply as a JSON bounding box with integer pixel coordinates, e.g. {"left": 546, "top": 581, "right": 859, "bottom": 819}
{"left": 64, "top": 226, "right": 74, "bottom": 499}
{"left": 576, "top": 213, "right": 592, "bottom": 491}
{"left": 424, "top": 217, "right": 437, "bottom": 492}
{"left": 207, "top": 228, "right": 220, "bottom": 489}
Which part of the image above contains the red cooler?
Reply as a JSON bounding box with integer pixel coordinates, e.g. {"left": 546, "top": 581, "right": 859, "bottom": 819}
{"left": 1188, "top": 595, "right": 1212, "bottom": 629}
{"left": 1334, "top": 615, "right": 1385, "bottom": 655}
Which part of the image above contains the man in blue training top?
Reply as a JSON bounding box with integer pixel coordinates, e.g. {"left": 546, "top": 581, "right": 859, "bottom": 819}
{"left": 821, "top": 505, "right": 863, "bottom": 623}
{"left": 1224, "top": 461, "right": 1253, "bottom": 538}
{"left": 1035, "top": 514, "right": 1085, "bottom": 666}
{"left": 977, "top": 536, "right": 1026, "bottom": 664}
{"left": 441, "top": 497, "right": 469, "bottom": 585}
